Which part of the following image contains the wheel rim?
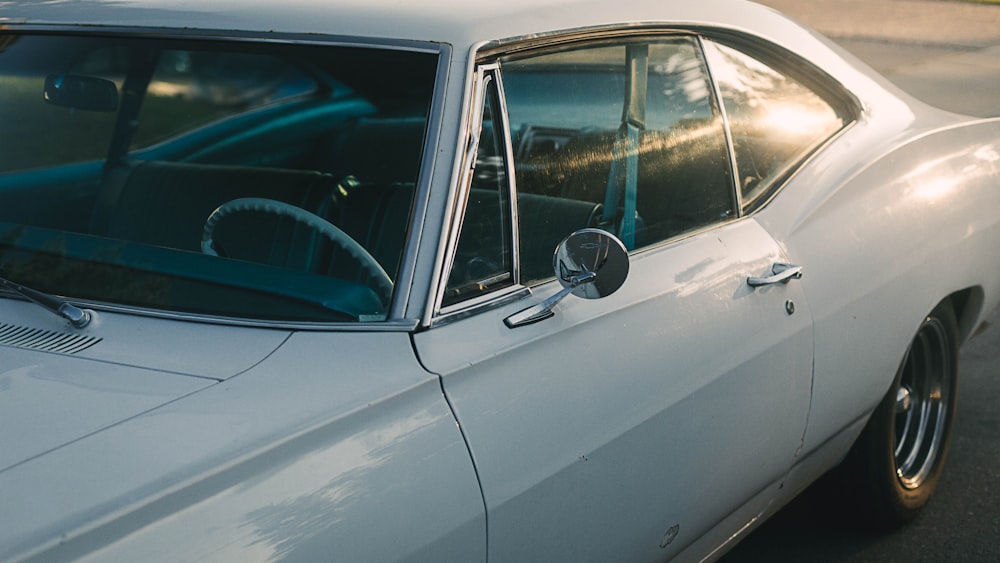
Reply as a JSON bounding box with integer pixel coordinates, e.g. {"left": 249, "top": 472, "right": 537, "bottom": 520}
{"left": 893, "top": 317, "right": 953, "bottom": 490}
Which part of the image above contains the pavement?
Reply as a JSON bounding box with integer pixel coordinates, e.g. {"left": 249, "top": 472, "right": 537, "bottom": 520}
{"left": 756, "top": 0, "right": 1000, "bottom": 117}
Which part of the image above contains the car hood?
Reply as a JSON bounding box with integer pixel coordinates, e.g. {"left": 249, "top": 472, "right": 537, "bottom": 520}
{"left": 0, "top": 349, "right": 215, "bottom": 472}
{"left": 0, "top": 300, "right": 290, "bottom": 473}
{"left": 0, "top": 302, "right": 443, "bottom": 562}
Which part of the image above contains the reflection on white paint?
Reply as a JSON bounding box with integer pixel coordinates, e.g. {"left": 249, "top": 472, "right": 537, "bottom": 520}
{"left": 974, "top": 144, "right": 999, "bottom": 163}
{"left": 234, "top": 407, "right": 441, "bottom": 561}
{"left": 912, "top": 176, "right": 958, "bottom": 202}
{"left": 901, "top": 149, "right": 991, "bottom": 203}
{"left": 902, "top": 158, "right": 958, "bottom": 202}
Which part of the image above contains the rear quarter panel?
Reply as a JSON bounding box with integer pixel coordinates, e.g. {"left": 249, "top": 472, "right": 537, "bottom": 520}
{"left": 757, "top": 116, "right": 1000, "bottom": 455}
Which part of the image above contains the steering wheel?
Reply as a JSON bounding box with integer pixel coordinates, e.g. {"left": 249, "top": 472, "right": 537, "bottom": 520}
{"left": 201, "top": 197, "right": 393, "bottom": 302}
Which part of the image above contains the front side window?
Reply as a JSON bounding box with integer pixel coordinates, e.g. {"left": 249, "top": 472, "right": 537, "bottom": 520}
{"left": 501, "top": 37, "right": 736, "bottom": 285}
{"left": 443, "top": 76, "right": 513, "bottom": 307}
{"left": 0, "top": 33, "right": 437, "bottom": 322}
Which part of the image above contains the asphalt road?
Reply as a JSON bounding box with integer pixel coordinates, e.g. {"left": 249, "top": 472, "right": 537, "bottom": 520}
{"left": 723, "top": 1, "right": 1000, "bottom": 561}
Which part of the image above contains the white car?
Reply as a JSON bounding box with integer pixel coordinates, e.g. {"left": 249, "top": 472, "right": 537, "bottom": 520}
{"left": 1, "top": 0, "right": 999, "bottom": 561}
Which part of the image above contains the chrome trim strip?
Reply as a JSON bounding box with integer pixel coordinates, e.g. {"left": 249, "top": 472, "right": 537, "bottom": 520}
{"left": 419, "top": 41, "right": 488, "bottom": 328}
{"left": 427, "top": 62, "right": 522, "bottom": 322}
{"left": 70, "top": 301, "right": 419, "bottom": 332}
{"left": 428, "top": 65, "right": 495, "bottom": 318}
{"left": 492, "top": 64, "right": 522, "bottom": 285}
{"left": 391, "top": 42, "right": 452, "bottom": 321}
{"left": 431, "top": 286, "right": 531, "bottom": 328}
{"left": 476, "top": 23, "right": 694, "bottom": 60}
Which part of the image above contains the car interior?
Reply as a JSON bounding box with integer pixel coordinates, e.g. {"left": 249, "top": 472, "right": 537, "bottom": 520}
{"left": 0, "top": 34, "right": 436, "bottom": 322}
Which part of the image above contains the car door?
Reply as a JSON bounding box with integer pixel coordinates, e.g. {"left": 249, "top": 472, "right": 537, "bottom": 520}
{"left": 412, "top": 35, "right": 814, "bottom": 561}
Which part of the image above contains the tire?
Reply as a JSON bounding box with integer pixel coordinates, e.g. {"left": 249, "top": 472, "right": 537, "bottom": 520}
{"left": 842, "top": 300, "right": 960, "bottom": 529}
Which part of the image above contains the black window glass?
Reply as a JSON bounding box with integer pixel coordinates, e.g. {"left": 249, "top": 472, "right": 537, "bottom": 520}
{"left": 0, "top": 39, "right": 123, "bottom": 172}
{"left": 0, "top": 33, "right": 437, "bottom": 322}
{"left": 133, "top": 50, "right": 319, "bottom": 150}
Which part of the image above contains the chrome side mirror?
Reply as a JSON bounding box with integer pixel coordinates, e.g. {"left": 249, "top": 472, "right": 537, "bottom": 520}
{"left": 504, "top": 228, "right": 629, "bottom": 328}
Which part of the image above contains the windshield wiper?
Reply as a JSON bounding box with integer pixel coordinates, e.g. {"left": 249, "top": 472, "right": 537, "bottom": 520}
{"left": 0, "top": 274, "right": 92, "bottom": 328}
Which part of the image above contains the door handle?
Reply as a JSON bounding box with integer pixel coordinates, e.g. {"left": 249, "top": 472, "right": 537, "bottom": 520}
{"left": 747, "top": 263, "right": 803, "bottom": 287}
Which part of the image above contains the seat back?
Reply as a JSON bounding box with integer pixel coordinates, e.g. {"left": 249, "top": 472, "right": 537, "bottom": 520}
{"left": 328, "top": 116, "right": 427, "bottom": 185}
{"left": 517, "top": 193, "right": 602, "bottom": 284}
{"left": 89, "top": 116, "right": 428, "bottom": 282}
{"left": 321, "top": 117, "right": 427, "bottom": 280}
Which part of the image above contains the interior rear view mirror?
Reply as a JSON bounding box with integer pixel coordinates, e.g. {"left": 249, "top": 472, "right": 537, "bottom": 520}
{"left": 44, "top": 74, "right": 119, "bottom": 112}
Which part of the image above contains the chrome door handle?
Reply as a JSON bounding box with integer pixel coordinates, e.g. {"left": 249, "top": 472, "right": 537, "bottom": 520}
{"left": 747, "top": 263, "right": 803, "bottom": 287}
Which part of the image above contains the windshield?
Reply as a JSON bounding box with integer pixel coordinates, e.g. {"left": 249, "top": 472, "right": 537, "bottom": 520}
{"left": 0, "top": 33, "right": 437, "bottom": 322}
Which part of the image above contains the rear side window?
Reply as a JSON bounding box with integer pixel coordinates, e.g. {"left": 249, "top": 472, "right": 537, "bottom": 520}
{"left": 702, "top": 39, "right": 848, "bottom": 212}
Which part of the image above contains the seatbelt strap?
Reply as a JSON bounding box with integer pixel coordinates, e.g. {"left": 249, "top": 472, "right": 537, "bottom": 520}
{"left": 600, "top": 44, "right": 648, "bottom": 251}
{"left": 601, "top": 134, "right": 623, "bottom": 228}
{"left": 621, "top": 122, "right": 640, "bottom": 250}
{"left": 619, "top": 44, "right": 647, "bottom": 250}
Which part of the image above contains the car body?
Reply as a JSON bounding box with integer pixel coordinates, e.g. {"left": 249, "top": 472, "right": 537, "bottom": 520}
{"left": 1, "top": 0, "right": 999, "bottom": 561}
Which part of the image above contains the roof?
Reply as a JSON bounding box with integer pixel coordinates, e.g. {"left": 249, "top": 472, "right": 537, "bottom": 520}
{"left": 3, "top": 0, "right": 793, "bottom": 51}
{"left": 4, "top": 0, "right": 912, "bottom": 137}
{"left": 4, "top": 0, "right": 905, "bottom": 147}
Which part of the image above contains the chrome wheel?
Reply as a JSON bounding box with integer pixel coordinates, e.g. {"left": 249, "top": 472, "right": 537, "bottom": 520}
{"left": 837, "top": 300, "right": 959, "bottom": 529}
{"left": 893, "top": 316, "right": 953, "bottom": 490}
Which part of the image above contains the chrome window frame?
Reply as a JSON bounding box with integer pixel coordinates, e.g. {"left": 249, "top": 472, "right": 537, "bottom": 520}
{"left": 423, "top": 24, "right": 862, "bottom": 329}
{"left": 429, "top": 29, "right": 743, "bottom": 327}
{"left": 431, "top": 63, "right": 526, "bottom": 324}
{"left": 480, "top": 24, "right": 861, "bottom": 219}
{"left": 698, "top": 35, "right": 745, "bottom": 217}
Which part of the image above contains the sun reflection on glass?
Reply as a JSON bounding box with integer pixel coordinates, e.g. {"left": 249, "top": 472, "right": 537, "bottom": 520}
{"left": 762, "top": 104, "right": 840, "bottom": 138}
